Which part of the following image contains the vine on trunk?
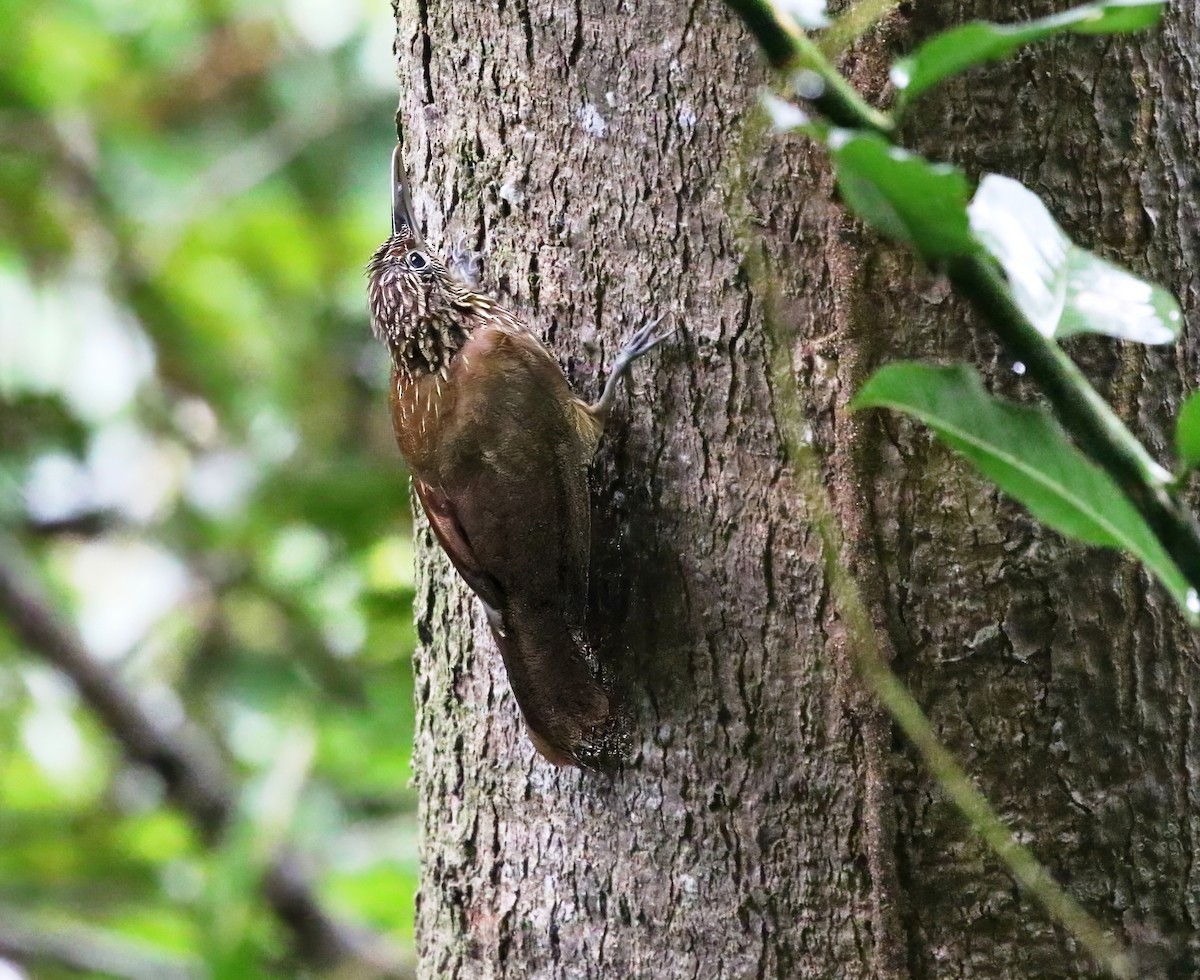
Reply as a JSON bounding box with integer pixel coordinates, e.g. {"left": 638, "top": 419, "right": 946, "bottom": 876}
{"left": 722, "top": 1, "right": 1191, "bottom": 976}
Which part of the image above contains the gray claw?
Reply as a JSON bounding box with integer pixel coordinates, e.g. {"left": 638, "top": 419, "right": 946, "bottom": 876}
{"left": 588, "top": 313, "right": 674, "bottom": 421}
{"left": 620, "top": 313, "right": 674, "bottom": 360}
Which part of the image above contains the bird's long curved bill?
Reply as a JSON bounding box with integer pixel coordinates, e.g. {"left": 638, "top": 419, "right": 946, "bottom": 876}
{"left": 390, "top": 142, "right": 425, "bottom": 247}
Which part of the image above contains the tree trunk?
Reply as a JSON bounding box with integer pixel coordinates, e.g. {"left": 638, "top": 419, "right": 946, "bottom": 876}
{"left": 397, "top": 1, "right": 1200, "bottom": 976}
{"left": 877, "top": 2, "right": 1200, "bottom": 975}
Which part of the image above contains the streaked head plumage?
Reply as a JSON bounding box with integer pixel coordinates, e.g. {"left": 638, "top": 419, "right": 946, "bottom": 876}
{"left": 368, "top": 230, "right": 451, "bottom": 335}
{"left": 366, "top": 144, "right": 467, "bottom": 375}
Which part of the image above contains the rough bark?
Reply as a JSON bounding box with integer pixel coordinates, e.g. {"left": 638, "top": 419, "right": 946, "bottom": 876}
{"left": 872, "top": 2, "right": 1200, "bottom": 976}
{"left": 396, "top": 0, "right": 1200, "bottom": 976}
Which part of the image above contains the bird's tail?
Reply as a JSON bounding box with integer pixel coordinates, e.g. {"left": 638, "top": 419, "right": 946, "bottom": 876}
{"left": 488, "top": 605, "right": 619, "bottom": 769}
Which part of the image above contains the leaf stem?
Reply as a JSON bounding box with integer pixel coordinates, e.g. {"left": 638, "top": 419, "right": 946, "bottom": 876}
{"left": 724, "top": 0, "right": 894, "bottom": 135}
{"left": 950, "top": 255, "right": 1200, "bottom": 593}
{"left": 761, "top": 311, "right": 1137, "bottom": 980}
{"left": 855, "top": 647, "right": 1136, "bottom": 979}
{"left": 722, "top": 0, "right": 1200, "bottom": 597}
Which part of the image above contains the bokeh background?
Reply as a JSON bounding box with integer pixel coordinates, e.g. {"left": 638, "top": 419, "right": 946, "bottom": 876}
{"left": 0, "top": 0, "right": 418, "bottom": 974}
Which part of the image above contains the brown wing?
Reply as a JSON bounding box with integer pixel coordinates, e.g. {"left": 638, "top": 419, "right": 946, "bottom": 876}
{"left": 418, "top": 323, "right": 610, "bottom": 764}
{"left": 412, "top": 478, "right": 504, "bottom": 623}
{"left": 434, "top": 323, "right": 593, "bottom": 624}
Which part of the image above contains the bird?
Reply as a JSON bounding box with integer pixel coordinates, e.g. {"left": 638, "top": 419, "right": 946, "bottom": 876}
{"left": 367, "top": 142, "right": 670, "bottom": 767}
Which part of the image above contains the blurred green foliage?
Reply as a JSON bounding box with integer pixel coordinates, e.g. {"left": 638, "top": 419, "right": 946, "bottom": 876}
{"left": 0, "top": 0, "right": 417, "bottom": 974}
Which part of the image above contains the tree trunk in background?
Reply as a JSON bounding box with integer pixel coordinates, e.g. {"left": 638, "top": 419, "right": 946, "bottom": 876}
{"left": 877, "top": 2, "right": 1200, "bottom": 975}
{"left": 395, "top": 0, "right": 1200, "bottom": 976}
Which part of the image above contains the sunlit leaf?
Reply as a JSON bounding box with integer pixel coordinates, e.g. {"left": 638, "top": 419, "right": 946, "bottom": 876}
{"left": 891, "top": 0, "right": 1165, "bottom": 108}
{"left": 826, "top": 130, "right": 974, "bottom": 260}
{"left": 760, "top": 92, "right": 813, "bottom": 133}
{"left": 969, "top": 174, "right": 1183, "bottom": 343}
{"left": 326, "top": 851, "right": 420, "bottom": 938}
{"left": 1176, "top": 392, "right": 1200, "bottom": 472}
{"left": 852, "top": 362, "right": 1195, "bottom": 620}
{"left": 12, "top": 9, "right": 123, "bottom": 109}
{"left": 776, "top": 0, "right": 830, "bottom": 29}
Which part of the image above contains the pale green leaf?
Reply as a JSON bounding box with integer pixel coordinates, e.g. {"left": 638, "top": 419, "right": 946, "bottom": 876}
{"left": 969, "top": 174, "right": 1183, "bottom": 344}
{"left": 891, "top": 0, "right": 1165, "bottom": 108}
{"left": 1176, "top": 391, "right": 1200, "bottom": 472}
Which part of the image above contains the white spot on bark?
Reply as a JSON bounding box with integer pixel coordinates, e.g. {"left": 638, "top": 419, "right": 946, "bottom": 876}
{"left": 499, "top": 178, "right": 525, "bottom": 206}
{"left": 677, "top": 103, "right": 697, "bottom": 134}
{"left": 576, "top": 103, "right": 608, "bottom": 138}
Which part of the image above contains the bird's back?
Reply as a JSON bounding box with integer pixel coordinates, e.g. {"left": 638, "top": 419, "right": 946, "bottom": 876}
{"left": 391, "top": 319, "right": 611, "bottom": 764}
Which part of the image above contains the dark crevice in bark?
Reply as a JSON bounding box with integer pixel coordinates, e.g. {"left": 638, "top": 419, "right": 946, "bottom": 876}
{"left": 515, "top": 0, "right": 535, "bottom": 64}
{"left": 568, "top": 0, "right": 584, "bottom": 67}
{"left": 414, "top": 0, "right": 433, "bottom": 105}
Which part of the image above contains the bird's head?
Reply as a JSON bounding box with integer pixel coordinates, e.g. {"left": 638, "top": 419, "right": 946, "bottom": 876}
{"left": 367, "top": 144, "right": 459, "bottom": 361}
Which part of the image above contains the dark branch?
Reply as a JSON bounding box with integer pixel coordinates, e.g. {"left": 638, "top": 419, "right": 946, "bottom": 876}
{"left": 0, "top": 909, "right": 197, "bottom": 980}
{"left": 0, "top": 557, "right": 414, "bottom": 979}
{"left": 23, "top": 510, "right": 122, "bottom": 538}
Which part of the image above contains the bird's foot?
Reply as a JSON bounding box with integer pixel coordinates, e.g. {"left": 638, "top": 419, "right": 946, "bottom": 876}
{"left": 616, "top": 312, "right": 675, "bottom": 366}
{"left": 447, "top": 231, "right": 483, "bottom": 289}
{"left": 590, "top": 313, "right": 675, "bottom": 420}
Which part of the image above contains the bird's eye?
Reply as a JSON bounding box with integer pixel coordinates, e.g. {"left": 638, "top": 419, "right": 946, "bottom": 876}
{"left": 407, "top": 250, "right": 429, "bottom": 272}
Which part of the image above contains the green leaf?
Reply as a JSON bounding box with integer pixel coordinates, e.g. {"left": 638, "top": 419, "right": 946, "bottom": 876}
{"left": 969, "top": 174, "right": 1183, "bottom": 344}
{"left": 852, "top": 362, "right": 1195, "bottom": 620}
{"left": 1176, "top": 392, "right": 1200, "bottom": 472}
{"left": 826, "top": 130, "right": 974, "bottom": 261}
{"left": 892, "top": 0, "right": 1165, "bottom": 107}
